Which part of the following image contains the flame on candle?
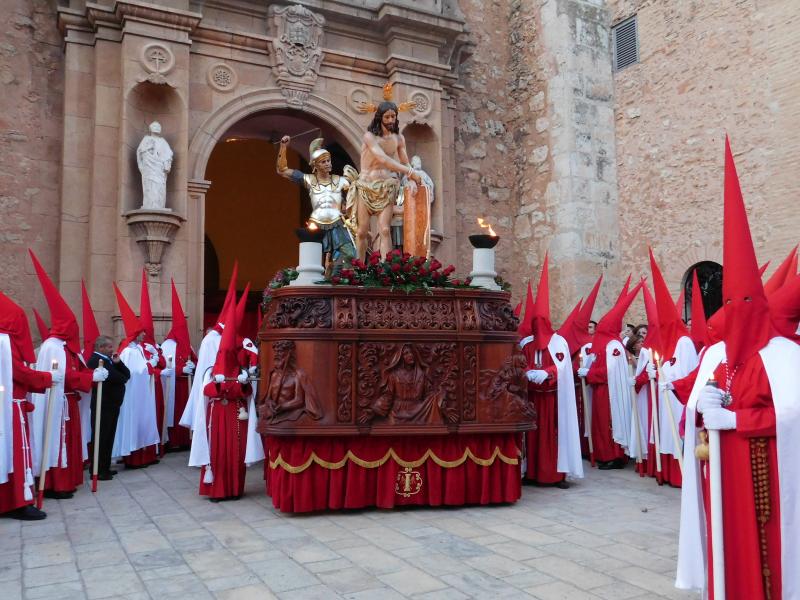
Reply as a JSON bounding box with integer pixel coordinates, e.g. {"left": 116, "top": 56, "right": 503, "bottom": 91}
{"left": 307, "top": 221, "right": 319, "bottom": 231}
{"left": 477, "top": 217, "right": 497, "bottom": 237}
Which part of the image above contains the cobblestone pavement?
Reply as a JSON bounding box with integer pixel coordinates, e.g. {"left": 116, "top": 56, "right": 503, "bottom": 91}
{"left": 0, "top": 453, "right": 700, "bottom": 599}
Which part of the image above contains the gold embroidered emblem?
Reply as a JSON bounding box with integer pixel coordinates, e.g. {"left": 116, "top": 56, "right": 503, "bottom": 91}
{"left": 395, "top": 466, "right": 422, "bottom": 497}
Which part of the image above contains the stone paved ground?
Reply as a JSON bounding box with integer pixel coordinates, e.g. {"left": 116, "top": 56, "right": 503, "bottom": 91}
{"left": 0, "top": 453, "right": 700, "bottom": 600}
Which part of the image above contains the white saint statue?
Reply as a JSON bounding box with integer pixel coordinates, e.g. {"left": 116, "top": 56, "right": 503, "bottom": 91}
{"left": 137, "top": 121, "right": 173, "bottom": 210}
{"left": 410, "top": 155, "right": 434, "bottom": 197}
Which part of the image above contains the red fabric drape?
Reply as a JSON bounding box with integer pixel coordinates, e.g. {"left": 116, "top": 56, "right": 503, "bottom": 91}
{"left": 264, "top": 433, "right": 522, "bottom": 513}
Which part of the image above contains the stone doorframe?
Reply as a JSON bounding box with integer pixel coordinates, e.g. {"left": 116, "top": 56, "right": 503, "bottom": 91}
{"left": 185, "top": 89, "right": 365, "bottom": 337}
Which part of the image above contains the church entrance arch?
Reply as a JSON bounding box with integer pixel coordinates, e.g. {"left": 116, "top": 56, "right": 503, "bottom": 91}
{"left": 199, "top": 108, "right": 357, "bottom": 338}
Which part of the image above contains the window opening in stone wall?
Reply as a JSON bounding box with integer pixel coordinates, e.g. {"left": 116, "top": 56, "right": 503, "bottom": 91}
{"left": 683, "top": 261, "right": 723, "bottom": 321}
{"left": 612, "top": 15, "right": 639, "bottom": 72}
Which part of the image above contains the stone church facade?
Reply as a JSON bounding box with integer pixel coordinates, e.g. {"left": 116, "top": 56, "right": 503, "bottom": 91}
{"left": 1, "top": 0, "right": 797, "bottom": 343}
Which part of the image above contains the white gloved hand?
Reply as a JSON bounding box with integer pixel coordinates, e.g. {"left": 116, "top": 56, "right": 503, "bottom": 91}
{"left": 49, "top": 370, "right": 64, "bottom": 384}
{"left": 658, "top": 381, "right": 675, "bottom": 393}
{"left": 526, "top": 369, "right": 548, "bottom": 384}
{"left": 628, "top": 376, "right": 637, "bottom": 387}
{"left": 92, "top": 368, "right": 109, "bottom": 382}
{"left": 703, "top": 407, "right": 736, "bottom": 430}
{"left": 646, "top": 363, "right": 657, "bottom": 380}
{"left": 213, "top": 374, "right": 225, "bottom": 384}
{"left": 182, "top": 363, "right": 195, "bottom": 375}
{"left": 577, "top": 367, "right": 589, "bottom": 377}
{"left": 148, "top": 356, "right": 159, "bottom": 368}
{"left": 237, "top": 372, "right": 249, "bottom": 385}
{"left": 144, "top": 343, "right": 157, "bottom": 355}
{"left": 696, "top": 385, "right": 725, "bottom": 414}
{"left": 160, "top": 368, "right": 174, "bottom": 378}
{"left": 583, "top": 353, "right": 596, "bottom": 368}
{"left": 248, "top": 365, "right": 258, "bottom": 375}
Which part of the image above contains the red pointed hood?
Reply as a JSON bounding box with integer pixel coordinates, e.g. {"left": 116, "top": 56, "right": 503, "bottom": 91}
{"left": 759, "top": 261, "right": 770, "bottom": 278}
{"left": 722, "top": 138, "right": 773, "bottom": 366}
{"left": 29, "top": 249, "right": 81, "bottom": 354}
{"left": 516, "top": 282, "right": 535, "bottom": 340}
{"left": 139, "top": 269, "right": 155, "bottom": 345}
{"left": 556, "top": 298, "right": 583, "bottom": 354}
{"left": 529, "top": 254, "right": 555, "bottom": 350}
{"left": 616, "top": 274, "right": 632, "bottom": 305}
{"left": 513, "top": 301, "right": 522, "bottom": 318}
{"left": 0, "top": 292, "right": 37, "bottom": 363}
{"left": 81, "top": 280, "right": 101, "bottom": 360}
{"left": 769, "top": 273, "right": 800, "bottom": 342}
{"left": 211, "top": 283, "right": 241, "bottom": 379}
{"left": 689, "top": 270, "right": 709, "bottom": 351}
{"left": 595, "top": 280, "right": 643, "bottom": 352}
{"left": 642, "top": 283, "right": 663, "bottom": 357}
{"left": 165, "top": 280, "right": 193, "bottom": 363}
{"left": 214, "top": 261, "right": 239, "bottom": 334}
{"left": 574, "top": 275, "right": 602, "bottom": 347}
{"left": 235, "top": 282, "right": 251, "bottom": 345}
{"left": 113, "top": 283, "right": 145, "bottom": 352}
{"left": 32, "top": 308, "right": 49, "bottom": 343}
{"left": 764, "top": 245, "right": 798, "bottom": 296}
{"left": 649, "top": 248, "right": 689, "bottom": 358}
{"left": 674, "top": 289, "right": 685, "bottom": 317}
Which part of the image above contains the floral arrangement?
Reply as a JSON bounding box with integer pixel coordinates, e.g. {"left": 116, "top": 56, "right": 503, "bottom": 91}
{"left": 329, "top": 250, "right": 457, "bottom": 293}
{"left": 262, "top": 267, "right": 298, "bottom": 304}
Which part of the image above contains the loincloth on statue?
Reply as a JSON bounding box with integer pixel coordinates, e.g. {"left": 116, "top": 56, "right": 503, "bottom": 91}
{"left": 345, "top": 177, "right": 401, "bottom": 216}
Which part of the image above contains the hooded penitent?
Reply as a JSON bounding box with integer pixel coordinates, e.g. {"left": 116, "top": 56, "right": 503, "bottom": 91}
{"left": 721, "top": 137, "right": 773, "bottom": 367}
{"left": 0, "top": 292, "right": 37, "bottom": 364}
{"left": 594, "top": 280, "right": 643, "bottom": 356}
{"left": 763, "top": 246, "right": 798, "bottom": 296}
{"left": 642, "top": 282, "right": 663, "bottom": 357}
{"left": 81, "top": 280, "right": 101, "bottom": 361}
{"left": 235, "top": 282, "right": 251, "bottom": 347}
{"left": 516, "top": 281, "right": 534, "bottom": 341}
{"left": 113, "top": 283, "right": 145, "bottom": 352}
{"left": 649, "top": 248, "right": 690, "bottom": 359}
{"left": 139, "top": 269, "right": 156, "bottom": 346}
{"left": 213, "top": 261, "right": 239, "bottom": 334}
{"left": 769, "top": 273, "right": 800, "bottom": 342}
{"left": 528, "top": 254, "right": 555, "bottom": 351}
{"left": 556, "top": 299, "right": 583, "bottom": 355}
{"left": 164, "top": 280, "right": 193, "bottom": 363}
{"left": 29, "top": 250, "right": 81, "bottom": 355}
{"left": 211, "top": 287, "right": 241, "bottom": 382}
{"left": 689, "top": 270, "right": 709, "bottom": 351}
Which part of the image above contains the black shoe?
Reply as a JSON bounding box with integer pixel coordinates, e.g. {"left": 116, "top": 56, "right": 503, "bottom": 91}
{"left": 209, "top": 497, "right": 225, "bottom": 503}
{"left": 108, "top": 469, "right": 118, "bottom": 476}
{"left": 43, "top": 490, "right": 74, "bottom": 500}
{"left": 597, "top": 461, "right": 614, "bottom": 470}
{"left": 610, "top": 458, "right": 626, "bottom": 469}
{"left": 124, "top": 463, "right": 145, "bottom": 470}
{"left": 554, "top": 480, "right": 570, "bottom": 489}
{"left": 97, "top": 472, "right": 114, "bottom": 481}
{"left": 7, "top": 506, "right": 47, "bottom": 520}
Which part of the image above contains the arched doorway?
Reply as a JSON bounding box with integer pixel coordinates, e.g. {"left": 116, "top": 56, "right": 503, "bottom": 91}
{"left": 683, "top": 261, "right": 723, "bottom": 321}
{"left": 202, "top": 109, "right": 356, "bottom": 339}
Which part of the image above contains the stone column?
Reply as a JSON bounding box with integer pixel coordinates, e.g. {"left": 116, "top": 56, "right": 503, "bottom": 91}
{"left": 187, "top": 179, "right": 210, "bottom": 346}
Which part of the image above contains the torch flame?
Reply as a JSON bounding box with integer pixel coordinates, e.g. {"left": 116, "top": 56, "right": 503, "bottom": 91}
{"left": 477, "top": 217, "right": 497, "bottom": 237}
{"left": 307, "top": 221, "right": 319, "bottom": 231}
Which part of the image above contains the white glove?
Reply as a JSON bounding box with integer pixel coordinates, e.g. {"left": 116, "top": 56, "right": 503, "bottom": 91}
{"left": 237, "top": 372, "right": 249, "bottom": 385}
{"left": 703, "top": 407, "right": 736, "bottom": 431}
{"left": 577, "top": 367, "right": 589, "bottom": 377}
{"left": 658, "top": 381, "right": 674, "bottom": 393}
{"left": 160, "top": 368, "right": 174, "bottom": 378}
{"left": 583, "top": 353, "right": 596, "bottom": 368}
{"left": 526, "top": 369, "right": 548, "bottom": 384}
{"left": 49, "top": 370, "right": 64, "bottom": 384}
{"left": 646, "top": 363, "right": 657, "bottom": 380}
{"left": 182, "top": 363, "right": 195, "bottom": 375}
{"left": 696, "top": 385, "right": 725, "bottom": 414}
{"left": 144, "top": 343, "right": 157, "bottom": 355}
{"left": 248, "top": 365, "right": 258, "bottom": 375}
{"left": 627, "top": 376, "right": 637, "bottom": 387}
{"left": 213, "top": 374, "right": 225, "bottom": 384}
{"left": 92, "top": 368, "right": 109, "bottom": 382}
{"left": 148, "top": 356, "right": 159, "bottom": 368}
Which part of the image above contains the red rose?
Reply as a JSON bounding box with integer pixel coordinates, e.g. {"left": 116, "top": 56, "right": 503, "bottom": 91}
{"left": 418, "top": 267, "right": 428, "bottom": 276}
{"left": 381, "top": 277, "right": 391, "bottom": 285}
{"left": 391, "top": 263, "right": 401, "bottom": 272}
{"left": 451, "top": 279, "right": 461, "bottom": 286}
{"left": 409, "top": 274, "right": 418, "bottom": 282}
{"left": 331, "top": 275, "right": 341, "bottom": 284}
{"left": 443, "top": 265, "right": 455, "bottom": 275}
{"left": 402, "top": 252, "right": 411, "bottom": 260}
{"left": 402, "top": 263, "right": 412, "bottom": 273}
{"left": 430, "top": 259, "right": 442, "bottom": 271}
{"left": 369, "top": 253, "right": 380, "bottom": 265}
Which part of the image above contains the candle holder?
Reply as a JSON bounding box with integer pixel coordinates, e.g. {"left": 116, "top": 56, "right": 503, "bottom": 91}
{"left": 290, "top": 226, "right": 326, "bottom": 286}
{"left": 468, "top": 234, "right": 501, "bottom": 290}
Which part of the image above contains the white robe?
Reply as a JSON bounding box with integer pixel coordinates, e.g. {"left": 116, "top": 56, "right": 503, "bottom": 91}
{"left": 579, "top": 343, "right": 594, "bottom": 440}
{"left": 658, "top": 336, "right": 698, "bottom": 458}
{"left": 676, "top": 338, "right": 800, "bottom": 598}
{"left": 628, "top": 347, "right": 651, "bottom": 461}
{"left": 29, "top": 337, "right": 67, "bottom": 476}
{"left": 112, "top": 343, "right": 159, "bottom": 458}
{"left": 548, "top": 334, "right": 584, "bottom": 479}
{"left": 181, "top": 330, "right": 221, "bottom": 468}
{"left": 606, "top": 339, "right": 632, "bottom": 451}
{"left": 242, "top": 338, "right": 265, "bottom": 466}
{"left": 159, "top": 338, "right": 178, "bottom": 443}
{"left": 0, "top": 335, "right": 15, "bottom": 483}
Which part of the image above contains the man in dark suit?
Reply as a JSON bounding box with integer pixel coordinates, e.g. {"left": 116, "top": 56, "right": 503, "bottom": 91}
{"left": 87, "top": 335, "right": 130, "bottom": 480}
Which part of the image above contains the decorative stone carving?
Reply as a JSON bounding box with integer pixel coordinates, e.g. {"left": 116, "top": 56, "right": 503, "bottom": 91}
{"left": 207, "top": 63, "right": 237, "bottom": 92}
{"left": 409, "top": 91, "right": 433, "bottom": 117}
{"left": 356, "top": 298, "right": 456, "bottom": 330}
{"left": 263, "top": 340, "right": 322, "bottom": 424}
{"left": 348, "top": 87, "right": 371, "bottom": 114}
{"left": 336, "top": 343, "right": 353, "bottom": 422}
{"left": 123, "top": 209, "right": 185, "bottom": 278}
{"left": 139, "top": 42, "right": 175, "bottom": 85}
{"left": 478, "top": 354, "right": 534, "bottom": 422}
{"left": 268, "top": 4, "right": 325, "bottom": 109}
{"left": 137, "top": 122, "right": 173, "bottom": 210}
{"left": 267, "top": 297, "right": 332, "bottom": 329}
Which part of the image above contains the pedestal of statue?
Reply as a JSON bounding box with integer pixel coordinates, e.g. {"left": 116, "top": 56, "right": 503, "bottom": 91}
{"left": 257, "top": 286, "right": 534, "bottom": 512}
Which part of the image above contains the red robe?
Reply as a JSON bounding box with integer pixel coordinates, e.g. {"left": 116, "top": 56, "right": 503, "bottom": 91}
{"left": 0, "top": 359, "right": 51, "bottom": 512}
{"left": 703, "top": 355, "right": 780, "bottom": 600}
{"left": 44, "top": 348, "right": 92, "bottom": 492}
{"left": 124, "top": 349, "right": 164, "bottom": 467}
{"left": 166, "top": 352, "right": 193, "bottom": 449}
{"left": 522, "top": 344, "right": 563, "bottom": 483}
{"left": 585, "top": 355, "right": 626, "bottom": 463}
{"left": 199, "top": 380, "right": 250, "bottom": 499}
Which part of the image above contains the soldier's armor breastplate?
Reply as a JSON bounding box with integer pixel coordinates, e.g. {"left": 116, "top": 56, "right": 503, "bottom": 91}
{"left": 305, "top": 174, "right": 344, "bottom": 225}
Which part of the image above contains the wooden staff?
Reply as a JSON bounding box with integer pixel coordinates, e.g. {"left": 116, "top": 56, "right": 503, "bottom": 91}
{"left": 647, "top": 350, "right": 662, "bottom": 475}
{"left": 187, "top": 371, "right": 193, "bottom": 441}
{"left": 627, "top": 360, "right": 644, "bottom": 468}
{"left": 91, "top": 359, "right": 105, "bottom": 493}
{"left": 36, "top": 359, "right": 59, "bottom": 509}
{"left": 579, "top": 350, "right": 595, "bottom": 467}
{"left": 160, "top": 356, "right": 174, "bottom": 456}
{"left": 704, "top": 374, "right": 725, "bottom": 599}
{"left": 655, "top": 352, "right": 683, "bottom": 475}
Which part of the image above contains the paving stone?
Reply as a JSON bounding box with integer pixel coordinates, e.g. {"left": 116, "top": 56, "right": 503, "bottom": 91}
{"left": 23, "top": 562, "right": 80, "bottom": 588}
{"left": 526, "top": 580, "right": 602, "bottom": 600}
{"left": 378, "top": 567, "right": 447, "bottom": 595}
{"left": 80, "top": 563, "right": 145, "bottom": 599}
{"left": 214, "top": 584, "right": 278, "bottom": 600}
{"left": 317, "top": 567, "right": 380, "bottom": 594}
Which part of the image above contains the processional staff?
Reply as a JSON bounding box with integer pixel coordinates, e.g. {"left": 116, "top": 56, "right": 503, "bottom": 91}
{"left": 36, "top": 359, "right": 59, "bottom": 509}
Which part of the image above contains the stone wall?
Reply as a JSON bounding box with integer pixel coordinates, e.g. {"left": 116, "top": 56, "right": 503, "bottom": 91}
{"left": 609, "top": 0, "right": 800, "bottom": 297}
{"left": 0, "top": 0, "right": 64, "bottom": 335}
